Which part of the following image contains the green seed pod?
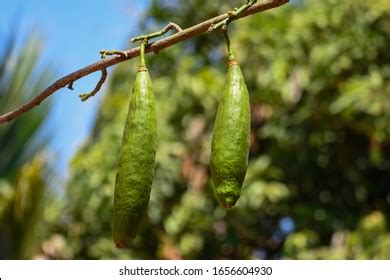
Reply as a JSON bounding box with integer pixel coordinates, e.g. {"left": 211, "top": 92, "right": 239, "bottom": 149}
{"left": 210, "top": 58, "right": 250, "bottom": 209}
{"left": 112, "top": 43, "right": 157, "bottom": 248}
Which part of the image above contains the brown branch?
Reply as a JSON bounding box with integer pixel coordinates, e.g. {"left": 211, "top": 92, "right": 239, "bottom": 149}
{"left": 0, "top": 0, "right": 289, "bottom": 124}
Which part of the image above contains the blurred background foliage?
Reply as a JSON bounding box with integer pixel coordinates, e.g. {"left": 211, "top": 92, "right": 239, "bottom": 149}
{"left": 0, "top": 32, "right": 56, "bottom": 259}
{"left": 2, "top": 0, "right": 390, "bottom": 259}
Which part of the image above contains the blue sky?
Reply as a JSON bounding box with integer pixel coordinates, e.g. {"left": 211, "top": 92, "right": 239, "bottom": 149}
{"left": 1, "top": 0, "right": 149, "bottom": 177}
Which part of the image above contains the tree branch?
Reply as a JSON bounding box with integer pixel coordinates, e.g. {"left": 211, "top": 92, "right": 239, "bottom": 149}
{"left": 0, "top": 0, "right": 289, "bottom": 124}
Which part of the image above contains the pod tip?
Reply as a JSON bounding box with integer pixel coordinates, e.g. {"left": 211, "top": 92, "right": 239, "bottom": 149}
{"left": 215, "top": 182, "right": 241, "bottom": 209}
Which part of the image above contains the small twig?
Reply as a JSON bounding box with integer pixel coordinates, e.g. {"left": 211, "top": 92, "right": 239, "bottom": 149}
{"left": 99, "top": 50, "right": 127, "bottom": 59}
{"left": 208, "top": 0, "right": 257, "bottom": 32}
{"left": 0, "top": 0, "right": 289, "bottom": 124}
{"left": 78, "top": 68, "right": 107, "bottom": 102}
{"left": 131, "top": 22, "right": 183, "bottom": 43}
{"left": 68, "top": 81, "right": 74, "bottom": 90}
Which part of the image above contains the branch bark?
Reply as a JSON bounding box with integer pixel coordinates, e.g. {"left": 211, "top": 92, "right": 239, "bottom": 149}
{"left": 0, "top": 0, "right": 289, "bottom": 124}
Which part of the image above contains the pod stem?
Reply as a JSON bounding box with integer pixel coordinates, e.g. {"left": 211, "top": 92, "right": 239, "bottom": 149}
{"left": 137, "top": 39, "right": 148, "bottom": 72}
{"left": 221, "top": 25, "right": 236, "bottom": 62}
{"left": 139, "top": 40, "right": 147, "bottom": 67}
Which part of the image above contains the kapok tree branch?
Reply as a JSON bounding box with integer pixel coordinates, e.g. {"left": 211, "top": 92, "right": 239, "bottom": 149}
{"left": 0, "top": 0, "right": 289, "bottom": 124}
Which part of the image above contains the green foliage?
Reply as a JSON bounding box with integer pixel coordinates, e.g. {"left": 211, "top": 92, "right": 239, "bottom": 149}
{"left": 48, "top": 0, "right": 389, "bottom": 259}
{"left": 0, "top": 34, "right": 54, "bottom": 178}
{"left": 284, "top": 211, "right": 390, "bottom": 259}
{"left": 0, "top": 32, "right": 55, "bottom": 259}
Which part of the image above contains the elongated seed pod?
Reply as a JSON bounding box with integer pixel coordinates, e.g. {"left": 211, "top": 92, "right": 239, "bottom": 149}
{"left": 210, "top": 58, "right": 250, "bottom": 208}
{"left": 112, "top": 44, "right": 156, "bottom": 248}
